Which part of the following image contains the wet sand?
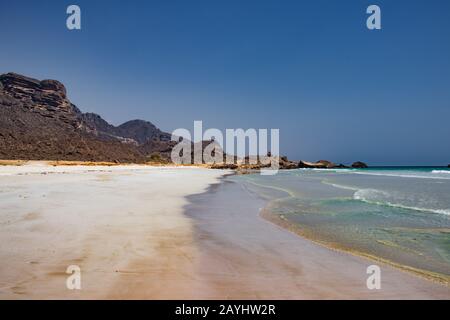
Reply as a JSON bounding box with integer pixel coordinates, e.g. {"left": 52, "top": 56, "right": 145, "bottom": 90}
{"left": 181, "top": 178, "right": 450, "bottom": 299}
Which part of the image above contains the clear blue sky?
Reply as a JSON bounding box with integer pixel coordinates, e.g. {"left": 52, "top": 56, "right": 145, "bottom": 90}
{"left": 1, "top": 0, "right": 449, "bottom": 165}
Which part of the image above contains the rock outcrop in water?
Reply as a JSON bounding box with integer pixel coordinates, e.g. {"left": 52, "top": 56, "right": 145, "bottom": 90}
{"left": 298, "top": 160, "right": 324, "bottom": 168}
{"left": 298, "top": 160, "right": 368, "bottom": 169}
{"left": 351, "top": 161, "right": 368, "bottom": 168}
{"left": 298, "top": 160, "right": 348, "bottom": 169}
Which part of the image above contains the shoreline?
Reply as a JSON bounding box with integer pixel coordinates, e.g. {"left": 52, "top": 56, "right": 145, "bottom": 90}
{"left": 241, "top": 175, "right": 450, "bottom": 286}
{"left": 259, "top": 206, "right": 450, "bottom": 287}
{"left": 0, "top": 165, "right": 448, "bottom": 299}
{"left": 182, "top": 177, "right": 450, "bottom": 299}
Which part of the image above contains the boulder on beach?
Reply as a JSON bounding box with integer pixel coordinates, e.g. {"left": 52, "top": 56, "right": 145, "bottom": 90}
{"left": 210, "top": 163, "right": 238, "bottom": 169}
{"left": 298, "top": 160, "right": 348, "bottom": 169}
{"left": 351, "top": 161, "right": 368, "bottom": 168}
{"left": 298, "top": 160, "right": 321, "bottom": 168}
{"left": 279, "top": 157, "right": 298, "bottom": 169}
{"left": 317, "top": 160, "right": 336, "bottom": 168}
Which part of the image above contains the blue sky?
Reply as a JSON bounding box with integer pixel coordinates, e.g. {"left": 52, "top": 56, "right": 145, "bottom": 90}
{"left": 1, "top": 0, "right": 450, "bottom": 165}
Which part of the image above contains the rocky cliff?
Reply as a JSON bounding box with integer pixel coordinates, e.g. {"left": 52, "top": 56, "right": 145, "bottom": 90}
{"left": 81, "top": 114, "right": 171, "bottom": 145}
{"left": 1, "top": 73, "right": 369, "bottom": 168}
{"left": 0, "top": 72, "right": 173, "bottom": 162}
{"left": 0, "top": 73, "right": 80, "bottom": 128}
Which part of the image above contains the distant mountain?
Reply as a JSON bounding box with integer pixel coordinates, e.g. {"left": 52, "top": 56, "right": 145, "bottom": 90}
{"left": 0, "top": 72, "right": 174, "bottom": 162}
{"left": 81, "top": 114, "right": 171, "bottom": 145}
{"left": 0, "top": 72, "right": 300, "bottom": 167}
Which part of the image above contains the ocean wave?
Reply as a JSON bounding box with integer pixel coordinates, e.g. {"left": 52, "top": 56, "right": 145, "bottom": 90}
{"left": 298, "top": 168, "right": 353, "bottom": 173}
{"left": 353, "top": 189, "right": 450, "bottom": 216}
{"left": 350, "top": 171, "right": 450, "bottom": 180}
{"left": 300, "top": 168, "right": 450, "bottom": 179}
{"left": 322, "top": 181, "right": 358, "bottom": 191}
{"left": 432, "top": 170, "right": 450, "bottom": 174}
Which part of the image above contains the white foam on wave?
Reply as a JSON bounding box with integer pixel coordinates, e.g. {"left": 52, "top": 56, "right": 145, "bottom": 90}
{"left": 298, "top": 168, "right": 353, "bottom": 173}
{"left": 300, "top": 168, "right": 450, "bottom": 179}
{"left": 432, "top": 170, "right": 450, "bottom": 174}
{"left": 322, "top": 181, "right": 358, "bottom": 191}
{"left": 350, "top": 171, "right": 450, "bottom": 180}
{"left": 353, "top": 188, "right": 450, "bottom": 216}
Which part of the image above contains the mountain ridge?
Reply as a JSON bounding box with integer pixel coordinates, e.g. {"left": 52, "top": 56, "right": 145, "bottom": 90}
{"left": 0, "top": 72, "right": 173, "bottom": 162}
{"left": 0, "top": 72, "right": 361, "bottom": 169}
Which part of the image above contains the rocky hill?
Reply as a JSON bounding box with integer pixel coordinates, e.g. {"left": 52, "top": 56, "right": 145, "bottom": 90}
{"left": 0, "top": 72, "right": 368, "bottom": 169}
{"left": 0, "top": 72, "right": 172, "bottom": 162}
{"left": 81, "top": 113, "right": 171, "bottom": 145}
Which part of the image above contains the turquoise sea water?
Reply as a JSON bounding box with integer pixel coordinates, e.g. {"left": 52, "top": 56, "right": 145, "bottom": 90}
{"left": 231, "top": 167, "right": 450, "bottom": 279}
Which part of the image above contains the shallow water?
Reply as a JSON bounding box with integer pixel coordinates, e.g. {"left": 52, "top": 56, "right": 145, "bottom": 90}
{"left": 231, "top": 167, "right": 450, "bottom": 279}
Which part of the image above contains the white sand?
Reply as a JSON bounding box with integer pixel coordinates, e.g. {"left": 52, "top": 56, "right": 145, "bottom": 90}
{"left": 0, "top": 163, "right": 226, "bottom": 299}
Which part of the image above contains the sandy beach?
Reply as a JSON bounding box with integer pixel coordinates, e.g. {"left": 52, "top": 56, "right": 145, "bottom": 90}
{"left": 0, "top": 163, "right": 448, "bottom": 299}
{"left": 0, "top": 163, "right": 225, "bottom": 299}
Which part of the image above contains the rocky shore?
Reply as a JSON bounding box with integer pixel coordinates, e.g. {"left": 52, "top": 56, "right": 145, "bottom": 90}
{"left": 1, "top": 72, "right": 371, "bottom": 170}
{"left": 298, "top": 160, "right": 368, "bottom": 169}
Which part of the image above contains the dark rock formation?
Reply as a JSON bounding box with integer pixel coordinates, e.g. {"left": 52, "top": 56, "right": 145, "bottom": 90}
{"left": 81, "top": 112, "right": 172, "bottom": 145}
{"left": 335, "top": 163, "right": 350, "bottom": 168}
{"left": 351, "top": 161, "right": 368, "bottom": 168}
{"left": 139, "top": 139, "right": 178, "bottom": 160}
{"left": 0, "top": 103, "right": 144, "bottom": 162}
{"left": 298, "top": 160, "right": 328, "bottom": 168}
{"left": 81, "top": 112, "right": 118, "bottom": 137}
{"left": 0, "top": 72, "right": 369, "bottom": 169}
{"left": 210, "top": 163, "right": 239, "bottom": 169}
{"left": 317, "top": 160, "right": 336, "bottom": 168}
{"left": 279, "top": 156, "right": 298, "bottom": 169}
{"left": 208, "top": 153, "right": 297, "bottom": 171}
{"left": 0, "top": 72, "right": 173, "bottom": 162}
{"left": 116, "top": 120, "right": 171, "bottom": 144}
{"left": 298, "top": 160, "right": 352, "bottom": 169}
{"left": 0, "top": 73, "right": 80, "bottom": 127}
